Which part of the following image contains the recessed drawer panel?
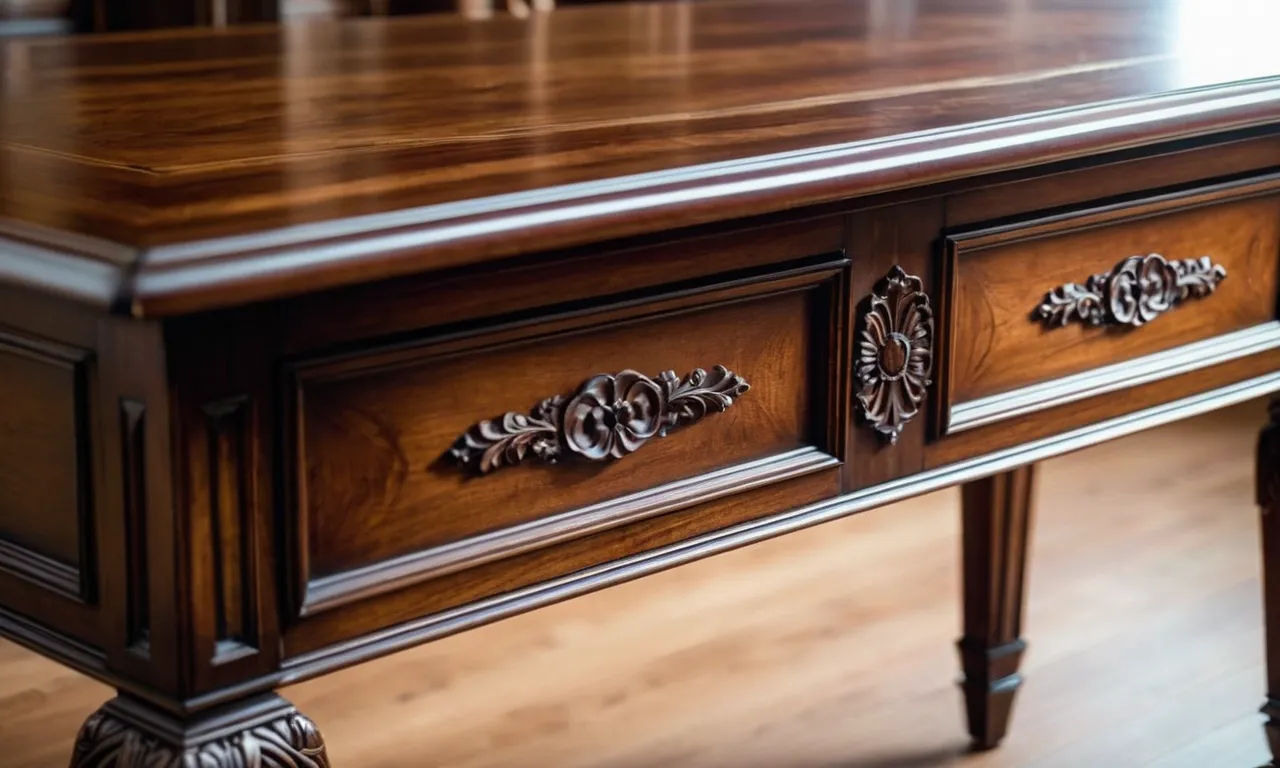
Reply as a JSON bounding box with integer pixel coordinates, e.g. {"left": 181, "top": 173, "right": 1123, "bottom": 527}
{"left": 288, "top": 257, "right": 845, "bottom": 616}
{"left": 938, "top": 175, "right": 1280, "bottom": 435}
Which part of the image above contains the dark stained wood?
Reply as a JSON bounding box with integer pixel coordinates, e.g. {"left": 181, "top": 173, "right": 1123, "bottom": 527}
{"left": 4, "top": 1, "right": 1280, "bottom": 314}
{"left": 959, "top": 465, "right": 1036, "bottom": 751}
{"left": 92, "top": 318, "right": 182, "bottom": 700}
{"left": 854, "top": 266, "right": 933, "bottom": 445}
{"left": 942, "top": 175, "right": 1280, "bottom": 412}
{"left": 448, "top": 364, "right": 752, "bottom": 474}
{"left": 165, "top": 308, "right": 284, "bottom": 696}
{"left": 0, "top": 327, "right": 93, "bottom": 596}
{"left": 70, "top": 693, "right": 328, "bottom": 768}
{"left": 280, "top": 215, "right": 846, "bottom": 354}
{"left": 2, "top": 403, "right": 1274, "bottom": 767}
{"left": 289, "top": 261, "right": 843, "bottom": 614}
{"left": 844, "top": 200, "right": 940, "bottom": 489}
{"left": 1258, "top": 397, "right": 1280, "bottom": 766}
{"left": 283, "top": 467, "right": 841, "bottom": 663}
{"left": 928, "top": 347, "right": 1280, "bottom": 468}
{"left": 4, "top": 1, "right": 1280, "bottom": 763}
{"left": 943, "top": 132, "right": 1280, "bottom": 228}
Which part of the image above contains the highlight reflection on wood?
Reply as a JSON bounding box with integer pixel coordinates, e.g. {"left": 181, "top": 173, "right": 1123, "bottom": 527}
{"left": 0, "top": 402, "right": 1267, "bottom": 767}
{"left": 449, "top": 366, "right": 750, "bottom": 474}
{"left": 5, "top": 0, "right": 1280, "bottom": 763}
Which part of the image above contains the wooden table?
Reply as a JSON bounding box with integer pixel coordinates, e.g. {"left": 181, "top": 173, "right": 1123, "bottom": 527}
{"left": 4, "top": 0, "right": 1280, "bottom": 764}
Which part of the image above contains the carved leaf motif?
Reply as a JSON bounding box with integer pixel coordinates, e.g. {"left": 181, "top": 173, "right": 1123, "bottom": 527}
{"left": 1033, "top": 281, "right": 1105, "bottom": 327}
{"left": 661, "top": 365, "right": 751, "bottom": 431}
{"left": 856, "top": 265, "right": 934, "bottom": 444}
{"left": 71, "top": 708, "right": 330, "bottom": 768}
{"left": 449, "top": 396, "right": 563, "bottom": 473}
{"left": 449, "top": 365, "right": 750, "bottom": 474}
{"left": 1033, "top": 253, "right": 1226, "bottom": 329}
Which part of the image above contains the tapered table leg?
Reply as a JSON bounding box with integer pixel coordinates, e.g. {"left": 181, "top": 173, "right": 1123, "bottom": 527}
{"left": 959, "top": 464, "right": 1036, "bottom": 750}
{"left": 1258, "top": 399, "right": 1280, "bottom": 766}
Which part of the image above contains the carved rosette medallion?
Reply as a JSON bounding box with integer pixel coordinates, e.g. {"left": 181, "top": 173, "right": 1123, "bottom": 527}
{"left": 449, "top": 365, "right": 750, "bottom": 474}
{"left": 1033, "top": 253, "right": 1226, "bottom": 329}
{"left": 70, "top": 707, "right": 329, "bottom": 768}
{"left": 856, "top": 265, "right": 934, "bottom": 444}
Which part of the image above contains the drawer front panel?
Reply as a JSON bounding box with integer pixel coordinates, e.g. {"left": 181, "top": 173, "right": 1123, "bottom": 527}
{"left": 289, "top": 258, "right": 845, "bottom": 615}
{"left": 939, "top": 176, "right": 1280, "bottom": 434}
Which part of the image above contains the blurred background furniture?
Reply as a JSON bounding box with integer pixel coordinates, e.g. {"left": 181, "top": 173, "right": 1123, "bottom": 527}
{"left": 0, "top": 0, "right": 620, "bottom": 35}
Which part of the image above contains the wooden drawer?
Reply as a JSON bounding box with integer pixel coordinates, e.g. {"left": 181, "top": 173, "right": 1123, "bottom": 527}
{"left": 285, "top": 255, "right": 846, "bottom": 621}
{"left": 937, "top": 175, "right": 1280, "bottom": 436}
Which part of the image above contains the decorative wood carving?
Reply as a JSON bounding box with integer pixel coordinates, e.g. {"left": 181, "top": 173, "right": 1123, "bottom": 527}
{"left": 70, "top": 707, "right": 329, "bottom": 768}
{"left": 1033, "top": 253, "right": 1226, "bottom": 329}
{"left": 119, "top": 398, "right": 151, "bottom": 654}
{"left": 201, "top": 397, "right": 259, "bottom": 659}
{"left": 856, "top": 265, "right": 934, "bottom": 444}
{"left": 449, "top": 366, "right": 750, "bottom": 474}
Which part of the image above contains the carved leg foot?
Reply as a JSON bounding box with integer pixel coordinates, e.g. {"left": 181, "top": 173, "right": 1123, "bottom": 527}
{"left": 959, "top": 464, "right": 1035, "bottom": 751}
{"left": 70, "top": 693, "right": 329, "bottom": 767}
{"left": 1259, "top": 399, "right": 1280, "bottom": 767}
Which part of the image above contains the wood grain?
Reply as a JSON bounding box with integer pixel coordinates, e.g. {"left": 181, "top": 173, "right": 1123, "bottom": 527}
{"left": 4, "top": 1, "right": 1280, "bottom": 314}
{"left": 959, "top": 465, "right": 1036, "bottom": 751}
{"left": 0, "top": 401, "right": 1267, "bottom": 767}
{"left": 0, "top": 330, "right": 90, "bottom": 578}
{"left": 292, "top": 269, "right": 835, "bottom": 582}
{"left": 944, "top": 177, "right": 1280, "bottom": 407}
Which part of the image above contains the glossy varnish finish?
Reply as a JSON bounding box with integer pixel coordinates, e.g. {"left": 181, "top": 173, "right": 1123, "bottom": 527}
{"left": 959, "top": 466, "right": 1036, "bottom": 750}
{"left": 939, "top": 175, "right": 1280, "bottom": 435}
{"left": 4, "top": 1, "right": 1280, "bottom": 765}
{"left": 289, "top": 257, "right": 844, "bottom": 616}
{"left": 0, "top": 403, "right": 1271, "bottom": 767}
{"left": 3, "top": 1, "right": 1280, "bottom": 313}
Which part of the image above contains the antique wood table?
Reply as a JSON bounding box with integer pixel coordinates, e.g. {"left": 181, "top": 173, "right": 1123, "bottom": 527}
{"left": 5, "top": 0, "right": 1280, "bottom": 764}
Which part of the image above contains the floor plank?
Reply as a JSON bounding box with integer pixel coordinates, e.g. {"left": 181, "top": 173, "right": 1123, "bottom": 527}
{"left": 0, "top": 400, "right": 1271, "bottom": 767}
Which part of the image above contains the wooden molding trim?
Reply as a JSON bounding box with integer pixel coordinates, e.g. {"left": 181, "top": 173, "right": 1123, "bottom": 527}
{"left": 119, "top": 398, "right": 151, "bottom": 656}
{"left": 0, "top": 327, "right": 96, "bottom": 603}
{"left": 944, "top": 172, "right": 1280, "bottom": 253}
{"left": 286, "top": 255, "right": 849, "bottom": 619}
{"left": 946, "top": 321, "right": 1280, "bottom": 434}
{"left": 113, "top": 79, "right": 1280, "bottom": 317}
{"left": 200, "top": 397, "right": 261, "bottom": 666}
{"left": 298, "top": 447, "right": 838, "bottom": 617}
{"left": 935, "top": 170, "right": 1280, "bottom": 438}
{"left": 276, "top": 369, "right": 1280, "bottom": 684}
{"left": 0, "top": 603, "right": 106, "bottom": 681}
{"left": 0, "top": 537, "right": 82, "bottom": 601}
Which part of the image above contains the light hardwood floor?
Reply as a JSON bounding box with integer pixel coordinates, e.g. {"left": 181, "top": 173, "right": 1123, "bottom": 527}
{"left": 0, "top": 400, "right": 1271, "bottom": 767}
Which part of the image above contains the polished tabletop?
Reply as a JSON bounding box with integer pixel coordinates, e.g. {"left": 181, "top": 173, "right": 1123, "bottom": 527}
{"left": 3, "top": 0, "right": 1280, "bottom": 314}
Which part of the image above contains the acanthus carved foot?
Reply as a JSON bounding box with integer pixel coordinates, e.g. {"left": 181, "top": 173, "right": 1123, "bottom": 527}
{"left": 70, "top": 695, "right": 330, "bottom": 768}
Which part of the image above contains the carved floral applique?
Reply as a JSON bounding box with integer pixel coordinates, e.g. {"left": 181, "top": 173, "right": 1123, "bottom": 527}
{"left": 449, "top": 365, "right": 750, "bottom": 474}
{"left": 1033, "top": 253, "right": 1226, "bottom": 329}
{"left": 856, "top": 265, "right": 934, "bottom": 444}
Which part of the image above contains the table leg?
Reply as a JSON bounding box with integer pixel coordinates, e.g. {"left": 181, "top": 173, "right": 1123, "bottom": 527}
{"left": 1259, "top": 399, "right": 1280, "bottom": 765}
{"left": 68, "top": 692, "right": 330, "bottom": 767}
{"left": 958, "top": 464, "right": 1036, "bottom": 750}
